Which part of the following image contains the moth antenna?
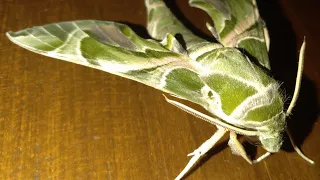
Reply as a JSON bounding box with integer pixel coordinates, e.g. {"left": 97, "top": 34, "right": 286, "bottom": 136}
{"left": 285, "top": 128, "right": 314, "bottom": 164}
{"left": 286, "top": 38, "right": 306, "bottom": 116}
{"left": 163, "top": 95, "right": 259, "bottom": 136}
{"left": 283, "top": 39, "right": 314, "bottom": 164}
{"left": 175, "top": 127, "right": 227, "bottom": 180}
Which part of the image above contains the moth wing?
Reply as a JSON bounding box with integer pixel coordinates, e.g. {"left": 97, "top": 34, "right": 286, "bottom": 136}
{"left": 6, "top": 20, "right": 209, "bottom": 107}
{"left": 145, "top": 0, "right": 206, "bottom": 49}
{"left": 145, "top": 0, "right": 224, "bottom": 62}
{"left": 189, "top": 0, "right": 271, "bottom": 69}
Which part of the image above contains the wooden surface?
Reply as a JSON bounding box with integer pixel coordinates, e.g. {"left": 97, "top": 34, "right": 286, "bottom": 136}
{"left": 0, "top": 0, "right": 319, "bottom": 179}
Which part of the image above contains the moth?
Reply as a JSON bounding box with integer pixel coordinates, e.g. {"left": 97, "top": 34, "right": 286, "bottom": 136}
{"left": 6, "top": 0, "right": 314, "bottom": 179}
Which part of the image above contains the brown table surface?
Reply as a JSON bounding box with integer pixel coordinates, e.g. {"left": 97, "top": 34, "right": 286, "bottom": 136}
{"left": 0, "top": 0, "right": 319, "bottom": 179}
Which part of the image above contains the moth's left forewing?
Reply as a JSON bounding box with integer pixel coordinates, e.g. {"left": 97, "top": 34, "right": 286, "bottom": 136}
{"left": 7, "top": 20, "right": 214, "bottom": 110}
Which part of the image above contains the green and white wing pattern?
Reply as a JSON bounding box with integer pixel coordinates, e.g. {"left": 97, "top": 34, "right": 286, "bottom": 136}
{"left": 189, "top": 0, "right": 270, "bottom": 69}
{"left": 6, "top": 20, "right": 214, "bottom": 107}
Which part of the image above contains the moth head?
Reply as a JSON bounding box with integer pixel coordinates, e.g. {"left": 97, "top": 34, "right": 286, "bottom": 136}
{"left": 258, "top": 112, "right": 286, "bottom": 152}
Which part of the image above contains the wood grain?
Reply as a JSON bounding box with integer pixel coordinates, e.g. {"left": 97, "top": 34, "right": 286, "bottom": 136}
{"left": 0, "top": 0, "right": 319, "bottom": 179}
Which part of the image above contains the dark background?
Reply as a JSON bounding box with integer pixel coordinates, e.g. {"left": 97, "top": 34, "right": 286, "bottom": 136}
{"left": 0, "top": 0, "right": 319, "bottom": 179}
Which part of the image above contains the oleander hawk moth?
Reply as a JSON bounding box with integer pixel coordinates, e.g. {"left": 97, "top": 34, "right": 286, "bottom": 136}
{"left": 6, "top": 0, "right": 314, "bottom": 179}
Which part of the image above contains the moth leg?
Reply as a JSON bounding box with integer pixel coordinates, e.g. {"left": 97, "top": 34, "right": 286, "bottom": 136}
{"left": 228, "top": 131, "right": 252, "bottom": 164}
{"left": 175, "top": 126, "right": 227, "bottom": 180}
{"left": 253, "top": 152, "right": 272, "bottom": 163}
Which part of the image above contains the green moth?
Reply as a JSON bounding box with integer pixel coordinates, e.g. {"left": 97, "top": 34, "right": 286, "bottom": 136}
{"left": 6, "top": 0, "right": 314, "bottom": 179}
